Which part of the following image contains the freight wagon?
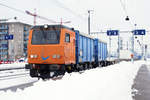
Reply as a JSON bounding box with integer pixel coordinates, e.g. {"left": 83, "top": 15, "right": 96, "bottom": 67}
{"left": 94, "top": 39, "right": 107, "bottom": 66}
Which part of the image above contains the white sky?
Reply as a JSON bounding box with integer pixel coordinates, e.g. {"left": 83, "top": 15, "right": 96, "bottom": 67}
{"left": 0, "top": 0, "right": 150, "bottom": 31}
{"left": 1, "top": 0, "right": 150, "bottom": 54}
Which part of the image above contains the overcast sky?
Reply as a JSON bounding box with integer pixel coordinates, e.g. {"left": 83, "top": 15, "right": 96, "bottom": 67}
{"left": 0, "top": 0, "right": 150, "bottom": 53}
{"left": 1, "top": 0, "right": 150, "bottom": 32}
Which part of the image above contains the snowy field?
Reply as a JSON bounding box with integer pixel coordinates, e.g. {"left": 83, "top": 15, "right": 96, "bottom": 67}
{"left": 0, "top": 60, "right": 147, "bottom": 100}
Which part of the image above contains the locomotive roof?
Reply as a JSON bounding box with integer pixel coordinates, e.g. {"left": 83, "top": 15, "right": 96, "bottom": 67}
{"left": 32, "top": 24, "right": 74, "bottom": 31}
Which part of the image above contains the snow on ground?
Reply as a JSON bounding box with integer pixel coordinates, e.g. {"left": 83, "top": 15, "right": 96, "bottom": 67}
{"left": 0, "top": 74, "right": 38, "bottom": 90}
{"left": 0, "top": 61, "right": 146, "bottom": 100}
{"left": 0, "top": 62, "right": 37, "bottom": 90}
{"left": 144, "top": 58, "right": 150, "bottom": 71}
{"left": 0, "top": 69, "right": 38, "bottom": 90}
{"left": 0, "top": 62, "right": 26, "bottom": 70}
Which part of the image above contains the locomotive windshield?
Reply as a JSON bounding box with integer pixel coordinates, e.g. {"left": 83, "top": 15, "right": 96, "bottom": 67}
{"left": 31, "top": 29, "right": 60, "bottom": 45}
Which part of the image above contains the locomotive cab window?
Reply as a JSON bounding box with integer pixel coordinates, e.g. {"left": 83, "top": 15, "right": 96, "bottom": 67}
{"left": 31, "top": 29, "right": 60, "bottom": 45}
{"left": 65, "top": 33, "right": 70, "bottom": 43}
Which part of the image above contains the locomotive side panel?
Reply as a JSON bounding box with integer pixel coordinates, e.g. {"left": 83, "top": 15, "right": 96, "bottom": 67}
{"left": 62, "top": 28, "right": 76, "bottom": 64}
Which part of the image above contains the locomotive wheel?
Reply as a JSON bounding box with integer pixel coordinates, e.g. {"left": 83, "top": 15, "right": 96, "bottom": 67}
{"left": 89, "top": 64, "right": 93, "bottom": 69}
{"left": 40, "top": 70, "right": 50, "bottom": 79}
{"left": 84, "top": 64, "right": 88, "bottom": 70}
{"left": 30, "top": 69, "right": 38, "bottom": 77}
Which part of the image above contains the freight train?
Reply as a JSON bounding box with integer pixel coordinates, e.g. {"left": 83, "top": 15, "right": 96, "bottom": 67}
{"left": 25, "top": 25, "right": 111, "bottom": 79}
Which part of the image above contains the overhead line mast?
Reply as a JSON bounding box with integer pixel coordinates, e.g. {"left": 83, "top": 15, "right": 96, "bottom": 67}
{"left": 25, "top": 10, "right": 57, "bottom": 26}
{"left": 88, "top": 10, "right": 93, "bottom": 35}
{"left": 25, "top": 10, "right": 71, "bottom": 25}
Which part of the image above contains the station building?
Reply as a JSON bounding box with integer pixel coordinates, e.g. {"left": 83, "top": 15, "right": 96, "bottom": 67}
{"left": 0, "top": 22, "right": 32, "bottom": 61}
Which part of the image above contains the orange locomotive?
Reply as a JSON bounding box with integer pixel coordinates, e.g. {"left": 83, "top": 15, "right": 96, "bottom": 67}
{"left": 26, "top": 25, "right": 76, "bottom": 79}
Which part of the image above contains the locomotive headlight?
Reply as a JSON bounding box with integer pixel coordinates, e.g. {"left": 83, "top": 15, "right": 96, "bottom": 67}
{"left": 34, "top": 55, "right": 38, "bottom": 58}
{"left": 30, "top": 55, "right": 34, "bottom": 58}
{"left": 30, "top": 55, "right": 38, "bottom": 58}
{"left": 56, "top": 55, "right": 60, "bottom": 58}
{"left": 52, "top": 54, "right": 60, "bottom": 59}
{"left": 44, "top": 24, "right": 48, "bottom": 29}
{"left": 52, "top": 54, "right": 57, "bottom": 58}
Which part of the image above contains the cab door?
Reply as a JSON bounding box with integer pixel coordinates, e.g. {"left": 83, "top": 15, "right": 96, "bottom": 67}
{"left": 63, "top": 29, "right": 75, "bottom": 64}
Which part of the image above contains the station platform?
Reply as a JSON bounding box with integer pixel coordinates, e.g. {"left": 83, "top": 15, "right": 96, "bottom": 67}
{"left": 132, "top": 64, "right": 150, "bottom": 100}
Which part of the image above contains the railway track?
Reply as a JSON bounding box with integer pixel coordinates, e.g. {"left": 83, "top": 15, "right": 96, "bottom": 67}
{"left": 0, "top": 69, "right": 29, "bottom": 79}
{"left": 0, "top": 68, "right": 38, "bottom": 91}
{"left": 0, "top": 72, "right": 29, "bottom": 81}
{"left": 0, "top": 81, "right": 36, "bottom": 92}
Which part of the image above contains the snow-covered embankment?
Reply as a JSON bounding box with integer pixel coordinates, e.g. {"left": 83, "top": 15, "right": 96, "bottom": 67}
{"left": 0, "top": 61, "right": 144, "bottom": 100}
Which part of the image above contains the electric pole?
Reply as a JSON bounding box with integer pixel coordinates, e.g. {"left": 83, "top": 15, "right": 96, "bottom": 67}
{"left": 88, "top": 10, "right": 93, "bottom": 35}
{"left": 34, "top": 9, "right": 36, "bottom": 26}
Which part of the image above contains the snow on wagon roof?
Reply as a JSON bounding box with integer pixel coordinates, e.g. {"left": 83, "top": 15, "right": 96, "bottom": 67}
{"left": 78, "top": 31, "right": 107, "bottom": 44}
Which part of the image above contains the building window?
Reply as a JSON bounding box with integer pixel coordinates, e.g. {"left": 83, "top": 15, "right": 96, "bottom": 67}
{"left": 65, "top": 33, "right": 70, "bottom": 43}
{"left": 12, "top": 29, "right": 14, "bottom": 32}
{"left": 12, "top": 24, "right": 14, "bottom": 27}
{"left": 4, "top": 25, "right": 7, "bottom": 28}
